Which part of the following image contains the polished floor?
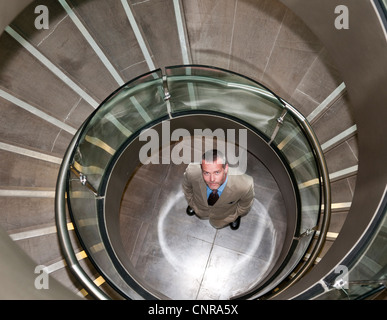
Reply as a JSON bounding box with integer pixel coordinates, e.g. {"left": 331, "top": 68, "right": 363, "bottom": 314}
{"left": 119, "top": 148, "right": 287, "bottom": 300}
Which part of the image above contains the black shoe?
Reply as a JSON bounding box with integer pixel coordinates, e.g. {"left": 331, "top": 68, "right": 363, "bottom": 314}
{"left": 186, "top": 206, "right": 195, "bottom": 216}
{"left": 230, "top": 216, "right": 241, "bottom": 230}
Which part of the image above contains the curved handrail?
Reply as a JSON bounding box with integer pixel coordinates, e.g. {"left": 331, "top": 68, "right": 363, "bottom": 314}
{"left": 264, "top": 100, "right": 332, "bottom": 298}
{"left": 230, "top": 99, "right": 331, "bottom": 299}
{"left": 56, "top": 65, "right": 331, "bottom": 299}
{"left": 55, "top": 124, "right": 110, "bottom": 300}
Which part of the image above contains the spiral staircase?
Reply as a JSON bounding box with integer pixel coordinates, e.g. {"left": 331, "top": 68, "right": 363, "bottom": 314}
{"left": 0, "top": 0, "right": 386, "bottom": 299}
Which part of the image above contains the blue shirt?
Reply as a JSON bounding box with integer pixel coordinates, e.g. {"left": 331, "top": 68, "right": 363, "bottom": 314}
{"left": 206, "top": 175, "right": 228, "bottom": 199}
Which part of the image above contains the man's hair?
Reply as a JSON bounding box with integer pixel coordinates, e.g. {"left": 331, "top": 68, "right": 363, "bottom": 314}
{"left": 202, "top": 149, "right": 228, "bottom": 167}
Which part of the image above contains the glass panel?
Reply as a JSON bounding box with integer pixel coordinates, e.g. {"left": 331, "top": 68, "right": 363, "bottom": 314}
{"left": 67, "top": 171, "right": 138, "bottom": 298}
{"left": 273, "top": 114, "right": 321, "bottom": 233}
{"left": 166, "top": 65, "right": 284, "bottom": 139}
{"left": 72, "top": 69, "right": 167, "bottom": 192}
{"left": 316, "top": 204, "right": 387, "bottom": 300}
{"left": 381, "top": 0, "right": 387, "bottom": 13}
{"left": 64, "top": 65, "right": 328, "bottom": 299}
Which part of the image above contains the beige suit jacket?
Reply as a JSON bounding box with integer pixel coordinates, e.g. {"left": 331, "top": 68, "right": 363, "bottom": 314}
{"left": 182, "top": 163, "right": 255, "bottom": 228}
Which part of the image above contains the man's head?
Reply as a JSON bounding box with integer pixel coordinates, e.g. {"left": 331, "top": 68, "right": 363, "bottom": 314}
{"left": 201, "top": 149, "right": 229, "bottom": 190}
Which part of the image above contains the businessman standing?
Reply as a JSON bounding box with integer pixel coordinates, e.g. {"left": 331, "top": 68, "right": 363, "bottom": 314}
{"left": 182, "top": 149, "right": 254, "bottom": 230}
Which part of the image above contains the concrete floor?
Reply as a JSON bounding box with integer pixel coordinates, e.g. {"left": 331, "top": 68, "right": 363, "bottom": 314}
{"left": 119, "top": 151, "right": 287, "bottom": 299}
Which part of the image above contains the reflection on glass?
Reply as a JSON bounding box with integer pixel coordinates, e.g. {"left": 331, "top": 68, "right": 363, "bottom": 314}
{"left": 316, "top": 205, "right": 387, "bottom": 300}
{"left": 66, "top": 65, "right": 325, "bottom": 299}
{"left": 73, "top": 69, "right": 167, "bottom": 191}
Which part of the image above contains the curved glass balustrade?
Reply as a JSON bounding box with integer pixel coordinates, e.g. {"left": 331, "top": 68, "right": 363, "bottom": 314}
{"left": 71, "top": 69, "right": 168, "bottom": 192}
{"left": 56, "top": 65, "right": 330, "bottom": 299}
{"left": 307, "top": 192, "right": 387, "bottom": 300}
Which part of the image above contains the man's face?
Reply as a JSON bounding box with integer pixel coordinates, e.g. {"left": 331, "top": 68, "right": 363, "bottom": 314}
{"left": 201, "top": 159, "right": 229, "bottom": 190}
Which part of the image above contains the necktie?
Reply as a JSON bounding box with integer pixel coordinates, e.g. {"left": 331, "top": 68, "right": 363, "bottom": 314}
{"left": 208, "top": 189, "right": 219, "bottom": 206}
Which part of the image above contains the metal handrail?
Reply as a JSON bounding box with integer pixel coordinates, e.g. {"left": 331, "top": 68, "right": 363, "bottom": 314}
{"left": 55, "top": 125, "right": 110, "bottom": 300}
{"left": 55, "top": 66, "right": 331, "bottom": 300}
{"left": 265, "top": 100, "right": 332, "bottom": 298}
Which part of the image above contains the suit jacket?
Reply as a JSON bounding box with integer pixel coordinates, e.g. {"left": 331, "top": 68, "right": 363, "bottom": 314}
{"left": 182, "top": 163, "right": 255, "bottom": 228}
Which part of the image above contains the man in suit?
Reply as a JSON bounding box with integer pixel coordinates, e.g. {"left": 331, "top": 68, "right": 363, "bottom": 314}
{"left": 182, "top": 149, "right": 254, "bottom": 230}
